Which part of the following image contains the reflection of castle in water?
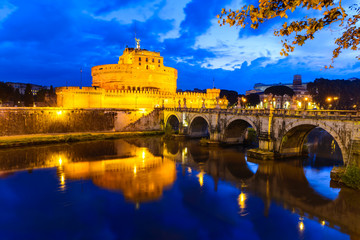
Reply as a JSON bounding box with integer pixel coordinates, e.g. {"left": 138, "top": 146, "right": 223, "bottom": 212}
{"left": 63, "top": 148, "right": 176, "bottom": 202}
{"left": 0, "top": 140, "right": 176, "bottom": 203}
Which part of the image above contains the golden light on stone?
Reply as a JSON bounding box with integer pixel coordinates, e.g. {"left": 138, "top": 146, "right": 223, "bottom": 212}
{"left": 56, "top": 110, "right": 63, "bottom": 115}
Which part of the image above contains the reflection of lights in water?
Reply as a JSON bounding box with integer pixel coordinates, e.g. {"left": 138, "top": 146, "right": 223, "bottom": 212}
{"left": 59, "top": 173, "right": 66, "bottom": 191}
{"left": 58, "top": 157, "right": 62, "bottom": 166}
{"left": 184, "top": 147, "right": 187, "bottom": 154}
{"left": 135, "top": 202, "right": 140, "bottom": 210}
{"left": 187, "top": 167, "right": 192, "bottom": 174}
{"left": 238, "top": 192, "right": 246, "bottom": 209}
{"left": 182, "top": 148, "right": 188, "bottom": 164}
{"left": 142, "top": 150, "right": 146, "bottom": 160}
{"left": 133, "top": 166, "right": 137, "bottom": 175}
{"left": 321, "top": 220, "right": 326, "bottom": 226}
{"left": 197, "top": 171, "right": 204, "bottom": 187}
{"left": 299, "top": 221, "right": 305, "bottom": 231}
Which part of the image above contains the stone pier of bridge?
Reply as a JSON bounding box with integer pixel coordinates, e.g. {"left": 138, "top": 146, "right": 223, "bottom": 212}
{"left": 164, "top": 108, "right": 360, "bottom": 167}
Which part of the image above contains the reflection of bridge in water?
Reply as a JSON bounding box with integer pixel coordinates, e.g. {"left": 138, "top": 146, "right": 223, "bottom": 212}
{"left": 163, "top": 141, "right": 360, "bottom": 239}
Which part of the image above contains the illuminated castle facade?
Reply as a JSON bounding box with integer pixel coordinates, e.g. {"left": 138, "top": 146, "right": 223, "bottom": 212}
{"left": 56, "top": 40, "right": 227, "bottom": 109}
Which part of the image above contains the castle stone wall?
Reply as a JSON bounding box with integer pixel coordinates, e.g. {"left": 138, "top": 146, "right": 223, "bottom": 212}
{"left": 0, "top": 108, "right": 162, "bottom": 136}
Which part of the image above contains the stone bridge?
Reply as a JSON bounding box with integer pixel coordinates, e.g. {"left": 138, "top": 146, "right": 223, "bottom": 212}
{"left": 163, "top": 108, "right": 360, "bottom": 165}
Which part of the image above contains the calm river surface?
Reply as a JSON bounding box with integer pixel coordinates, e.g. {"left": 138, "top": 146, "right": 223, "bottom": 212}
{"left": 0, "top": 136, "right": 358, "bottom": 240}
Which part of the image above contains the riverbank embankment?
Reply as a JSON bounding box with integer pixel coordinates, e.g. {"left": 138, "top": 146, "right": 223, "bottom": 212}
{"left": 0, "top": 131, "right": 163, "bottom": 149}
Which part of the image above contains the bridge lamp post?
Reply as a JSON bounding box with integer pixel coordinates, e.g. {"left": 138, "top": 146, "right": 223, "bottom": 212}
{"left": 242, "top": 97, "right": 247, "bottom": 109}
{"left": 326, "top": 97, "right": 333, "bottom": 109}
{"left": 304, "top": 97, "right": 308, "bottom": 110}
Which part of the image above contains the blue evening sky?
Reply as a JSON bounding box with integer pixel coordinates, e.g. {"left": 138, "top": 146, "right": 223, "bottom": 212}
{"left": 0, "top": 0, "right": 359, "bottom": 93}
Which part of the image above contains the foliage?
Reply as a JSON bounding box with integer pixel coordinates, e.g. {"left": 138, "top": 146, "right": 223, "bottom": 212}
{"left": 200, "top": 138, "right": 208, "bottom": 145}
{"left": 0, "top": 82, "right": 15, "bottom": 103}
{"left": 264, "top": 85, "right": 294, "bottom": 97}
{"left": 220, "top": 90, "right": 239, "bottom": 106}
{"left": 163, "top": 124, "right": 174, "bottom": 139}
{"left": 24, "top": 84, "right": 34, "bottom": 107}
{"left": 244, "top": 128, "right": 258, "bottom": 145}
{"left": 264, "top": 85, "right": 294, "bottom": 109}
{"left": 246, "top": 93, "right": 260, "bottom": 107}
{"left": 217, "top": 1, "right": 360, "bottom": 68}
{"left": 341, "top": 164, "right": 360, "bottom": 190}
{"left": 307, "top": 78, "right": 360, "bottom": 109}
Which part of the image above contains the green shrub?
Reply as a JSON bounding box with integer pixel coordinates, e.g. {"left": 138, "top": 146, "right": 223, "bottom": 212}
{"left": 199, "top": 138, "right": 208, "bottom": 145}
{"left": 341, "top": 164, "right": 360, "bottom": 190}
{"left": 163, "top": 124, "right": 174, "bottom": 139}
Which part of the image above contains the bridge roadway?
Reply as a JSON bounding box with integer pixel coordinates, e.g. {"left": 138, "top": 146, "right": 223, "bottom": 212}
{"left": 163, "top": 108, "right": 360, "bottom": 165}
{"left": 162, "top": 141, "right": 360, "bottom": 239}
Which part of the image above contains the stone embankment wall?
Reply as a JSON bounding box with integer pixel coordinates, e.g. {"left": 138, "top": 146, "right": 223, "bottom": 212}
{"left": 0, "top": 108, "right": 162, "bottom": 136}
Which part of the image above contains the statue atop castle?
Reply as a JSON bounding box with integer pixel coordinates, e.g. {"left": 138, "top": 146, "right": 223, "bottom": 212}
{"left": 135, "top": 38, "right": 141, "bottom": 50}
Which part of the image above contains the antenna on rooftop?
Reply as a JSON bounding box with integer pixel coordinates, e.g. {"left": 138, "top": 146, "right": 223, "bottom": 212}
{"left": 80, "top": 66, "right": 83, "bottom": 89}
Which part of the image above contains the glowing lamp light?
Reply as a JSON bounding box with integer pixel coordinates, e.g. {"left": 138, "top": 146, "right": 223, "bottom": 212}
{"left": 133, "top": 166, "right": 137, "bottom": 175}
{"left": 304, "top": 97, "right": 308, "bottom": 101}
{"left": 138, "top": 108, "right": 146, "bottom": 114}
{"left": 327, "top": 97, "right": 332, "bottom": 102}
{"left": 321, "top": 220, "right": 326, "bottom": 226}
{"left": 57, "top": 110, "right": 63, "bottom": 115}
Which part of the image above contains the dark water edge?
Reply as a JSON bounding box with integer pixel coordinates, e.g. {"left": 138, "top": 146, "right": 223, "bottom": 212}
{"left": 0, "top": 136, "right": 357, "bottom": 240}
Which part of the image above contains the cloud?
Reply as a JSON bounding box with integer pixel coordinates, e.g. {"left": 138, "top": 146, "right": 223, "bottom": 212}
{"left": 193, "top": 19, "right": 284, "bottom": 70}
{"left": 0, "top": 0, "right": 16, "bottom": 23}
{"left": 86, "top": 0, "right": 163, "bottom": 24}
{"left": 158, "top": 0, "right": 192, "bottom": 41}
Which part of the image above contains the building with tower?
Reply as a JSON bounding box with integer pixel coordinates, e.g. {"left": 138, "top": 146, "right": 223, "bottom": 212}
{"left": 56, "top": 39, "right": 227, "bottom": 109}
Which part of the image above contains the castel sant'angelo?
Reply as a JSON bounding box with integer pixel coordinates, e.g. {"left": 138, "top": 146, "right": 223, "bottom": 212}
{"left": 56, "top": 39, "right": 227, "bottom": 109}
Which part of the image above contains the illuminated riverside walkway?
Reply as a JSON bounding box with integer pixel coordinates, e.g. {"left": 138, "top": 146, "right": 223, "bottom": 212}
{"left": 163, "top": 142, "right": 360, "bottom": 239}
{"left": 164, "top": 108, "right": 360, "bottom": 165}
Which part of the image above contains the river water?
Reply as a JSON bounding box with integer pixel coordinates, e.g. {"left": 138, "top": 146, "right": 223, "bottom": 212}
{"left": 0, "top": 136, "right": 358, "bottom": 240}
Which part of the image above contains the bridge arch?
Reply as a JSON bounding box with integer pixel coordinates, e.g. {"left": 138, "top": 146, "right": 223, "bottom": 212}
{"left": 165, "top": 114, "right": 180, "bottom": 131}
{"left": 279, "top": 120, "right": 347, "bottom": 164}
{"left": 223, "top": 117, "right": 258, "bottom": 144}
{"left": 188, "top": 115, "right": 210, "bottom": 138}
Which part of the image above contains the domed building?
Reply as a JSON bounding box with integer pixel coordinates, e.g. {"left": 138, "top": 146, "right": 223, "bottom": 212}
{"left": 56, "top": 39, "right": 227, "bottom": 109}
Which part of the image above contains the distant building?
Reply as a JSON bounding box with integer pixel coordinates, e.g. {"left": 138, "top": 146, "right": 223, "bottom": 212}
{"left": 6, "top": 82, "right": 47, "bottom": 95}
{"left": 247, "top": 75, "right": 314, "bottom": 110}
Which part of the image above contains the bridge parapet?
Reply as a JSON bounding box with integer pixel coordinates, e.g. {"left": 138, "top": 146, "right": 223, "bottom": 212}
{"left": 164, "top": 108, "right": 360, "bottom": 120}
